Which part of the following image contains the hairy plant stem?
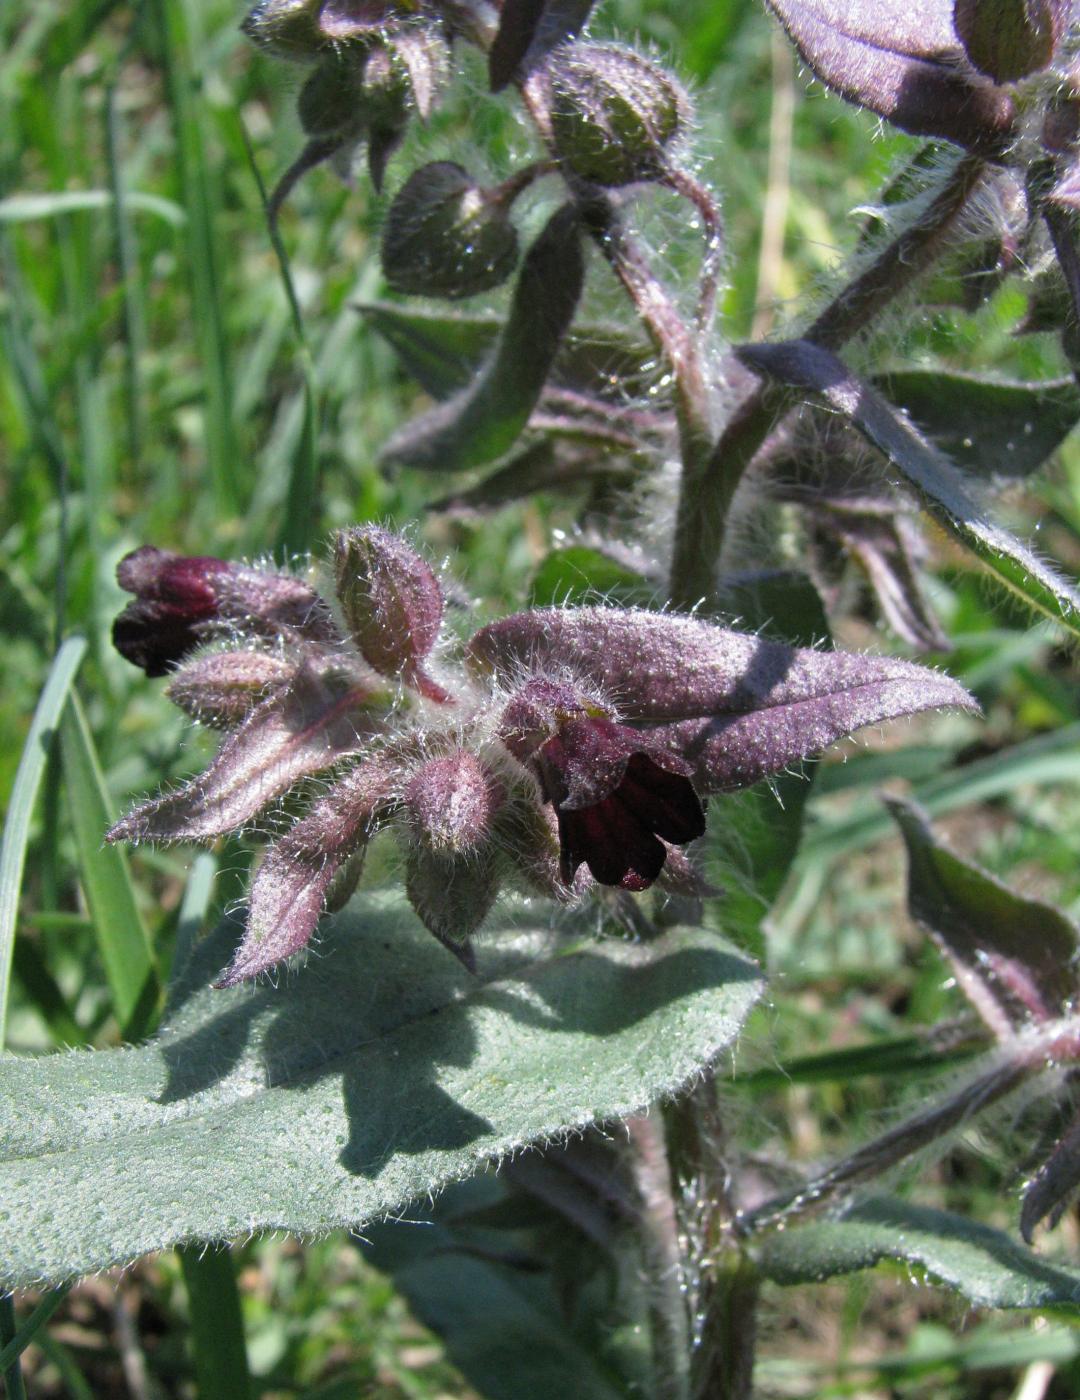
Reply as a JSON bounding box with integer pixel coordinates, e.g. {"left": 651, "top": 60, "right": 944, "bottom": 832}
{"left": 741, "top": 1056, "right": 1032, "bottom": 1236}
{"left": 626, "top": 1113, "right": 692, "bottom": 1400}
{"left": 1042, "top": 203, "right": 1080, "bottom": 378}
{"left": 582, "top": 197, "right": 717, "bottom": 592}
{"left": 668, "top": 1080, "right": 757, "bottom": 1400}
{"left": 667, "top": 150, "right": 986, "bottom": 609}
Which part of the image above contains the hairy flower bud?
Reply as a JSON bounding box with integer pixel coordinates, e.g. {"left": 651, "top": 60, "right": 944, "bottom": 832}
{"left": 954, "top": 0, "right": 1067, "bottom": 83}
{"left": 165, "top": 650, "right": 296, "bottom": 729}
{"left": 298, "top": 56, "right": 367, "bottom": 137}
{"left": 404, "top": 751, "right": 504, "bottom": 855}
{"left": 242, "top": 0, "right": 325, "bottom": 62}
{"left": 547, "top": 45, "right": 687, "bottom": 186}
{"left": 333, "top": 526, "right": 447, "bottom": 696}
{"left": 381, "top": 161, "right": 520, "bottom": 298}
{"left": 113, "top": 546, "right": 338, "bottom": 676}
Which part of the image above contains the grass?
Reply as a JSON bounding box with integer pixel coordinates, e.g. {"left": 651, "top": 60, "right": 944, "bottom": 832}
{"left": 3, "top": 0, "right": 1080, "bottom": 1395}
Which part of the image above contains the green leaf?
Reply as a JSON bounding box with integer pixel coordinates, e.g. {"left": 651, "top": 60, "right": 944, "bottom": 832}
{"left": 756, "top": 1197, "right": 1080, "bottom": 1310}
{"left": 0, "top": 190, "right": 186, "bottom": 226}
{"left": 741, "top": 340, "right": 1080, "bottom": 642}
{"left": 888, "top": 796, "right": 1078, "bottom": 1034}
{"left": 0, "top": 637, "right": 87, "bottom": 1040}
{"left": 58, "top": 692, "right": 159, "bottom": 1040}
{"left": 0, "top": 896, "right": 762, "bottom": 1288}
{"left": 379, "top": 205, "right": 584, "bottom": 473}
{"left": 529, "top": 547, "right": 655, "bottom": 608}
{"left": 875, "top": 369, "right": 1080, "bottom": 481}
{"left": 363, "top": 1178, "right": 633, "bottom": 1400}
{"left": 359, "top": 303, "right": 654, "bottom": 405}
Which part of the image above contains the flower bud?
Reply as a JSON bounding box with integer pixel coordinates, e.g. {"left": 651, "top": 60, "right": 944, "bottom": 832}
{"left": 954, "top": 0, "right": 1067, "bottom": 83}
{"left": 405, "top": 846, "right": 497, "bottom": 970}
{"left": 113, "top": 546, "right": 338, "bottom": 676}
{"left": 298, "top": 56, "right": 367, "bottom": 138}
{"left": 404, "top": 751, "right": 504, "bottom": 855}
{"left": 165, "top": 651, "right": 296, "bottom": 729}
{"left": 547, "top": 45, "right": 688, "bottom": 187}
{"left": 381, "top": 161, "right": 520, "bottom": 298}
{"left": 242, "top": 0, "right": 325, "bottom": 62}
{"left": 333, "top": 526, "right": 447, "bottom": 693}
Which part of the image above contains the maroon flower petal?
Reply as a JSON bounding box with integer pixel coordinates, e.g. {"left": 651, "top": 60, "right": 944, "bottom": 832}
{"left": 557, "top": 797, "right": 667, "bottom": 890}
{"left": 113, "top": 547, "right": 230, "bottom": 676}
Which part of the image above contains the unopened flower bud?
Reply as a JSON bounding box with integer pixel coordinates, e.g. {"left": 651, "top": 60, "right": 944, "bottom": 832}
{"left": 242, "top": 0, "right": 325, "bottom": 62}
{"left": 333, "top": 526, "right": 447, "bottom": 695}
{"left": 166, "top": 651, "right": 296, "bottom": 729}
{"left": 381, "top": 161, "right": 520, "bottom": 298}
{"left": 404, "top": 751, "right": 504, "bottom": 855}
{"left": 547, "top": 45, "right": 688, "bottom": 187}
{"left": 405, "top": 846, "right": 497, "bottom": 970}
{"left": 113, "top": 546, "right": 338, "bottom": 676}
{"left": 954, "top": 0, "right": 1067, "bottom": 83}
{"left": 298, "top": 56, "right": 367, "bottom": 137}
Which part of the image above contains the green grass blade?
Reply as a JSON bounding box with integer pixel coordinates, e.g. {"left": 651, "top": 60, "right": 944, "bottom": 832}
{"left": 240, "top": 118, "right": 321, "bottom": 559}
{"left": 0, "top": 1295, "right": 26, "bottom": 1400}
{"left": 58, "top": 691, "right": 160, "bottom": 1040}
{"left": 0, "top": 1286, "right": 71, "bottom": 1376}
{"left": 799, "top": 720, "right": 1080, "bottom": 868}
{"left": 0, "top": 636, "right": 87, "bottom": 1042}
{"left": 153, "top": 0, "right": 240, "bottom": 517}
{"left": 0, "top": 190, "right": 186, "bottom": 225}
{"left": 178, "top": 1246, "right": 252, "bottom": 1400}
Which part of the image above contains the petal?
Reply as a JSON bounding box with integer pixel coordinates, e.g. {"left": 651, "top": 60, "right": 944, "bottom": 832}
{"left": 558, "top": 798, "right": 667, "bottom": 891}
{"left": 616, "top": 755, "right": 705, "bottom": 845}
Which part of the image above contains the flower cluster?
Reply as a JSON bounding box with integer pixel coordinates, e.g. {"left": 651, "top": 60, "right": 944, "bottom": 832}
{"left": 110, "top": 528, "right": 976, "bottom": 986}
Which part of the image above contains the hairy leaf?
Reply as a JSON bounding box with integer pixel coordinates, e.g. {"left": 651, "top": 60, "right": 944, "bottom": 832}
{"left": 379, "top": 205, "right": 584, "bottom": 473}
{"left": 756, "top": 1196, "right": 1080, "bottom": 1309}
{"left": 489, "top": 0, "right": 596, "bottom": 92}
{"left": 1022, "top": 1107, "right": 1080, "bottom": 1244}
{"left": 765, "top": 0, "right": 1014, "bottom": 153}
{"left": 889, "top": 796, "right": 1079, "bottom": 1038}
{"left": 741, "top": 339, "right": 1080, "bottom": 643}
{"left": 108, "top": 664, "right": 379, "bottom": 844}
{"left": 875, "top": 369, "right": 1080, "bottom": 481}
{"left": 0, "top": 897, "right": 762, "bottom": 1288}
{"left": 468, "top": 606, "right": 977, "bottom": 791}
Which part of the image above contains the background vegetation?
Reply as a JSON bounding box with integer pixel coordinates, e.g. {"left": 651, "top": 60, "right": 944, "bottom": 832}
{"left": 4, "top": 0, "right": 1080, "bottom": 1394}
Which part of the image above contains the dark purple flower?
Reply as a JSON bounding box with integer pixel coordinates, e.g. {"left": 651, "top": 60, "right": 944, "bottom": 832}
{"left": 113, "top": 547, "right": 231, "bottom": 677}
{"left": 532, "top": 715, "right": 705, "bottom": 891}
{"left": 113, "top": 545, "right": 338, "bottom": 678}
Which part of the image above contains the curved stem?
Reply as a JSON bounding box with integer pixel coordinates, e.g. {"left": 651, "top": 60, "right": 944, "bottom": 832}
{"left": 663, "top": 166, "right": 726, "bottom": 333}
{"left": 667, "top": 151, "right": 986, "bottom": 608}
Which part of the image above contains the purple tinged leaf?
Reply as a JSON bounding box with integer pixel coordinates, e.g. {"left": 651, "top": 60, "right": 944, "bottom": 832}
{"left": 765, "top": 0, "right": 1015, "bottom": 154}
{"left": 888, "top": 796, "right": 1079, "bottom": 1039}
{"left": 954, "top": 0, "right": 1066, "bottom": 83}
{"left": 333, "top": 526, "right": 448, "bottom": 699}
{"left": 108, "top": 663, "right": 381, "bottom": 845}
{"left": 814, "top": 505, "right": 951, "bottom": 651}
{"left": 488, "top": 0, "right": 596, "bottom": 92}
{"left": 405, "top": 847, "right": 495, "bottom": 969}
{"left": 740, "top": 338, "right": 1080, "bottom": 644}
{"left": 1021, "top": 1107, "right": 1080, "bottom": 1243}
{"left": 165, "top": 650, "right": 297, "bottom": 729}
{"left": 216, "top": 755, "right": 399, "bottom": 987}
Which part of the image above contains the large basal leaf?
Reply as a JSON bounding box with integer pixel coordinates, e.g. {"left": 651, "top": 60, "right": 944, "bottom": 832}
{"left": 756, "top": 1196, "right": 1080, "bottom": 1309}
{"left": 0, "top": 895, "right": 762, "bottom": 1289}
{"left": 875, "top": 369, "right": 1080, "bottom": 481}
{"left": 741, "top": 339, "right": 1080, "bottom": 643}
